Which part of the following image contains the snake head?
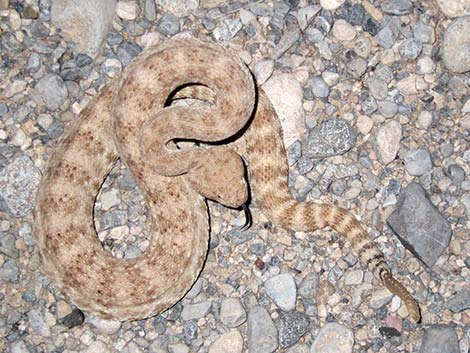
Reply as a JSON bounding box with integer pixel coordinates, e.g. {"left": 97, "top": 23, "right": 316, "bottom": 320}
{"left": 185, "top": 146, "right": 248, "bottom": 208}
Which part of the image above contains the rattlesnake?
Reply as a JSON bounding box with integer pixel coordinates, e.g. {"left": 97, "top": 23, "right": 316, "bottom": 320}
{"left": 34, "top": 38, "right": 420, "bottom": 322}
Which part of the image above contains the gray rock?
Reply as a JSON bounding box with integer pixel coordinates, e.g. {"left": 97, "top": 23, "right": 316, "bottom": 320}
{"left": 305, "top": 27, "right": 324, "bottom": 44}
{"left": 157, "top": 12, "right": 181, "bottom": 36}
{"left": 0, "top": 102, "right": 7, "bottom": 117}
{"left": 10, "top": 340, "right": 29, "bottom": 353}
{"left": 377, "top": 100, "right": 398, "bottom": 118}
{"left": 0, "top": 155, "right": 41, "bottom": 217}
{"left": 181, "top": 301, "right": 212, "bottom": 321}
{"left": 248, "top": 306, "right": 278, "bottom": 353}
{"left": 28, "top": 308, "right": 51, "bottom": 337}
{"left": 446, "top": 288, "right": 470, "bottom": 313}
{"left": 26, "top": 53, "right": 42, "bottom": 73}
{"left": 405, "top": 149, "right": 433, "bottom": 176}
{"left": 442, "top": 16, "right": 470, "bottom": 73}
{"left": 377, "top": 25, "right": 399, "bottom": 49}
{"left": 51, "top": 0, "right": 116, "bottom": 57}
{"left": 183, "top": 320, "right": 198, "bottom": 342}
{"left": 273, "top": 28, "right": 300, "bottom": 59}
{"left": 185, "top": 278, "right": 202, "bottom": 299}
{"left": 347, "top": 57, "right": 367, "bottom": 78}
{"left": 214, "top": 18, "right": 242, "bottom": 42}
{"left": 413, "top": 22, "right": 434, "bottom": 44}
{"left": 303, "top": 119, "right": 356, "bottom": 159}
{"left": 264, "top": 273, "right": 297, "bottom": 311}
{"left": 287, "top": 140, "right": 302, "bottom": 166}
{"left": 375, "top": 64, "right": 394, "bottom": 83}
{"left": 99, "top": 210, "right": 128, "bottom": 230}
{"left": 310, "top": 76, "right": 330, "bottom": 98}
{"left": 278, "top": 310, "right": 310, "bottom": 348}
{"left": 399, "top": 38, "right": 423, "bottom": 60}
{"left": 30, "top": 21, "right": 50, "bottom": 39}
{"left": 419, "top": 325, "right": 459, "bottom": 353}
{"left": 144, "top": 0, "right": 157, "bottom": 21}
{"left": 31, "top": 74, "right": 68, "bottom": 110}
{"left": 360, "top": 92, "right": 378, "bottom": 115}
{"left": 220, "top": 297, "right": 247, "bottom": 327}
{"left": 366, "top": 77, "right": 388, "bottom": 100}
{"left": 445, "top": 164, "right": 466, "bottom": 184}
{"left": 310, "top": 323, "right": 354, "bottom": 353}
{"left": 381, "top": 0, "right": 413, "bottom": 15}
{"left": 0, "top": 259, "right": 20, "bottom": 283}
{"left": 387, "top": 183, "right": 452, "bottom": 267}
{"left": 0, "top": 232, "right": 18, "bottom": 258}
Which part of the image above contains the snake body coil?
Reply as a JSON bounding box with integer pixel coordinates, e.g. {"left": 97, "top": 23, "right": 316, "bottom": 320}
{"left": 34, "top": 39, "right": 420, "bottom": 322}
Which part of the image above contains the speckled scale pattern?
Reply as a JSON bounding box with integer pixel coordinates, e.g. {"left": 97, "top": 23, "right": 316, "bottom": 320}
{"left": 34, "top": 38, "right": 420, "bottom": 322}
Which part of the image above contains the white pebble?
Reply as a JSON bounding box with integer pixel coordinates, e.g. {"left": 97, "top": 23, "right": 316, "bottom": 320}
{"left": 116, "top": 1, "right": 139, "bottom": 20}
{"left": 332, "top": 19, "right": 356, "bottom": 41}
{"left": 417, "top": 111, "right": 433, "bottom": 129}
{"left": 356, "top": 115, "right": 373, "bottom": 135}
{"left": 320, "top": 0, "right": 345, "bottom": 11}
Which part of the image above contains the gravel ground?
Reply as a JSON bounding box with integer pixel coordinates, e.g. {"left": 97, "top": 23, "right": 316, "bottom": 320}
{"left": 0, "top": 0, "right": 469, "bottom": 352}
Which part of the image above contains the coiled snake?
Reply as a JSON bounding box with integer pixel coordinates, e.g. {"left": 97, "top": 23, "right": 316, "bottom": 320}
{"left": 34, "top": 39, "right": 420, "bottom": 322}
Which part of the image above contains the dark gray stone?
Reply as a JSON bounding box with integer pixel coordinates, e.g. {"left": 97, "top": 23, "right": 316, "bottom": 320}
{"left": 157, "top": 11, "right": 180, "bottom": 37}
{"left": 278, "top": 311, "right": 309, "bottom": 348}
{"left": 445, "top": 164, "right": 466, "bottom": 185}
{"left": 0, "top": 155, "right": 42, "bottom": 217}
{"left": 152, "top": 315, "right": 167, "bottom": 334}
{"left": 310, "top": 76, "right": 329, "bottom": 98}
{"left": 419, "top": 325, "right": 459, "bottom": 353}
{"left": 360, "top": 92, "right": 378, "bottom": 114}
{"left": 116, "top": 41, "right": 142, "bottom": 66}
{"left": 303, "top": 119, "right": 356, "bottom": 159}
{"left": 362, "top": 15, "right": 380, "bottom": 36}
{"left": 349, "top": 4, "right": 365, "bottom": 26}
{"left": 59, "top": 308, "right": 85, "bottom": 328}
{"left": 387, "top": 183, "right": 452, "bottom": 267}
{"left": 183, "top": 320, "right": 198, "bottom": 342}
{"left": 248, "top": 306, "right": 278, "bottom": 353}
{"left": 446, "top": 289, "right": 470, "bottom": 313}
{"left": 107, "top": 33, "right": 123, "bottom": 46}
{"left": 399, "top": 38, "right": 423, "bottom": 60}
{"left": 381, "top": 0, "right": 412, "bottom": 15}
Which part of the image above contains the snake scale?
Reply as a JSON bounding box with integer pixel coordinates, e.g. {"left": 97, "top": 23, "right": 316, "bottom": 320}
{"left": 34, "top": 39, "right": 420, "bottom": 322}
